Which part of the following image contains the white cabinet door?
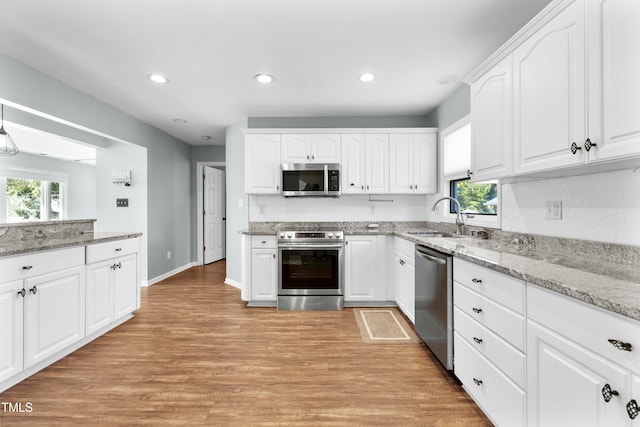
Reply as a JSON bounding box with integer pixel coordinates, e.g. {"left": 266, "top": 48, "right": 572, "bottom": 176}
{"left": 0, "top": 279, "right": 24, "bottom": 383}
{"left": 113, "top": 253, "right": 137, "bottom": 319}
{"left": 85, "top": 260, "right": 113, "bottom": 335}
{"left": 365, "top": 134, "right": 389, "bottom": 194}
{"left": 470, "top": 56, "right": 513, "bottom": 181}
{"left": 24, "top": 266, "right": 85, "bottom": 368}
{"left": 245, "top": 134, "right": 281, "bottom": 194}
{"left": 412, "top": 133, "right": 437, "bottom": 194}
{"left": 281, "top": 134, "right": 340, "bottom": 163}
{"left": 281, "top": 134, "right": 311, "bottom": 163}
{"left": 393, "top": 251, "right": 415, "bottom": 324}
{"left": 587, "top": 0, "right": 640, "bottom": 163}
{"left": 341, "top": 134, "right": 365, "bottom": 194}
{"left": 389, "top": 134, "right": 414, "bottom": 193}
{"left": 527, "top": 320, "right": 630, "bottom": 427}
{"left": 344, "top": 236, "right": 378, "bottom": 301}
{"left": 389, "top": 133, "right": 436, "bottom": 194}
{"left": 311, "top": 134, "right": 340, "bottom": 163}
{"left": 251, "top": 249, "right": 277, "bottom": 301}
{"left": 513, "top": 0, "right": 586, "bottom": 175}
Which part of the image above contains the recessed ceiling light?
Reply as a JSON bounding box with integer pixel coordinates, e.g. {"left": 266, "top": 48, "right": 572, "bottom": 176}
{"left": 148, "top": 74, "right": 169, "bottom": 84}
{"left": 359, "top": 73, "right": 375, "bottom": 82}
{"left": 173, "top": 118, "right": 188, "bottom": 124}
{"left": 201, "top": 135, "right": 213, "bottom": 141}
{"left": 436, "top": 75, "right": 457, "bottom": 85}
{"left": 254, "top": 74, "right": 275, "bottom": 84}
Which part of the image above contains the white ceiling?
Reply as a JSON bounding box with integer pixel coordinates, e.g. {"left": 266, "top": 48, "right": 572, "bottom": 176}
{"left": 0, "top": 0, "right": 552, "bottom": 146}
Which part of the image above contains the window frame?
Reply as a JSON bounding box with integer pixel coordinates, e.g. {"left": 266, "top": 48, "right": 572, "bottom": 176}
{"left": 0, "top": 166, "right": 68, "bottom": 223}
{"left": 439, "top": 115, "right": 501, "bottom": 229}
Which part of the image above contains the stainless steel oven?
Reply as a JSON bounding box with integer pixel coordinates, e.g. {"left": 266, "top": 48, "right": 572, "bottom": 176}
{"left": 278, "top": 230, "right": 344, "bottom": 310}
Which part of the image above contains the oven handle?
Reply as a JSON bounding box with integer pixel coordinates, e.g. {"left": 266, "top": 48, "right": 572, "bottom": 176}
{"left": 278, "top": 243, "right": 344, "bottom": 250}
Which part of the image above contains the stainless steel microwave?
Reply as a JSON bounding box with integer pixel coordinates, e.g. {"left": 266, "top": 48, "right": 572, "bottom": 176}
{"left": 281, "top": 163, "right": 340, "bottom": 197}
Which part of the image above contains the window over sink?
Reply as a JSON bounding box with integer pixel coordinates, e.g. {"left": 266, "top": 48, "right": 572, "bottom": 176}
{"left": 441, "top": 116, "right": 500, "bottom": 228}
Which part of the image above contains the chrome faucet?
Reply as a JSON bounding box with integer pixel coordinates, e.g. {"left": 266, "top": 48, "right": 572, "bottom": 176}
{"left": 431, "top": 197, "right": 465, "bottom": 235}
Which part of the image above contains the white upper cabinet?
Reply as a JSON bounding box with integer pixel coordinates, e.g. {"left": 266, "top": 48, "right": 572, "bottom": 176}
{"left": 466, "top": 0, "right": 640, "bottom": 178}
{"left": 470, "top": 56, "right": 513, "bottom": 181}
{"left": 281, "top": 134, "right": 340, "bottom": 163}
{"left": 587, "top": 0, "right": 640, "bottom": 163}
{"left": 341, "top": 133, "right": 389, "bottom": 194}
{"left": 512, "top": 0, "right": 586, "bottom": 175}
{"left": 389, "top": 132, "right": 437, "bottom": 194}
{"left": 245, "top": 134, "right": 281, "bottom": 194}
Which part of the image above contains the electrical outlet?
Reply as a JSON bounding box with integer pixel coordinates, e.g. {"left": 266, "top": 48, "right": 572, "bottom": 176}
{"left": 546, "top": 200, "right": 562, "bottom": 220}
{"left": 167, "top": 251, "right": 171, "bottom": 260}
{"left": 116, "top": 198, "right": 129, "bottom": 207}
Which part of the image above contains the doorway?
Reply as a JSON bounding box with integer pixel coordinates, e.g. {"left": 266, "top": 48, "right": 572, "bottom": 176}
{"left": 196, "top": 162, "right": 226, "bottom": 265}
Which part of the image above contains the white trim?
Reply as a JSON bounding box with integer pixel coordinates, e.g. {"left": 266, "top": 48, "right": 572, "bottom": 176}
{"left": 0, "top": 165, "right": 68, "bottom": 183}
{"left": 143, "top": 262, "right": 198, "bottom": 286}
{"left": 196, "top": 161, "right": 226, "bottom": 266}
{"left": 224, "top": 278, "right": 242, "bottom": 290}
{"left": 242, "top": 127, "right": 438, "bottom": 135}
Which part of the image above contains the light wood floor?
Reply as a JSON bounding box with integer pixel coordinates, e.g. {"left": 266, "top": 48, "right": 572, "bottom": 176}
{"left": 0, "top": 261, "right": 491, "bottom": 426}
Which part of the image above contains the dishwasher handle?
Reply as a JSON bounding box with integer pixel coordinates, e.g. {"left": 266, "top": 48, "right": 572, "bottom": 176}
{"left": 415, "top": 246, "right": 447, "bottom": 265}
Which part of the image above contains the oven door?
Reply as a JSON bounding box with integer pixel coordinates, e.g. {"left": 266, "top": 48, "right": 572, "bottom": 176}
{"left": 278, "top": 244, "right": 344, "bottom": 296}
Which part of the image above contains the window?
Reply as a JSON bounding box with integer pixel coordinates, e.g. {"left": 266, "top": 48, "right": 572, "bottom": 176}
{"left": 0, "top": 167, "right": 67, "bottom": 223}
{"left": 440, "top": 116, "right": 500, "bottom": 228}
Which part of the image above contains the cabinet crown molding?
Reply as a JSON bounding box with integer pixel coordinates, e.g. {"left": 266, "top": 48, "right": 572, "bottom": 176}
{"left": 463, "top": 0, "right": 577, "bottom": 83}
{"left": 242, "top": 127, "right": 437, "bottom": 134}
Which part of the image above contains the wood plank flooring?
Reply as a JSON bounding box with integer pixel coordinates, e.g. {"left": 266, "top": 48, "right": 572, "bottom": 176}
{"left": 0, "top": 261, "right": 491, "bottom": 426}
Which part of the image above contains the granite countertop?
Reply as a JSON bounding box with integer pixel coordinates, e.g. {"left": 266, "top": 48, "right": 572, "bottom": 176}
{"left": 395, "top": 230, "right": 640, "bottom": 322}
{"left": 0, "top": 231, "right": 143, "bottom": 258}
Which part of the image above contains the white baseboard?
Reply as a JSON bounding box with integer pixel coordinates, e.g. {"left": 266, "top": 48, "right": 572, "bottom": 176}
{"left": 224, "top": 278, "right": 242, "bottom": 290}
{"left": 143, "top": 262, "right": 198, "bottom": 286}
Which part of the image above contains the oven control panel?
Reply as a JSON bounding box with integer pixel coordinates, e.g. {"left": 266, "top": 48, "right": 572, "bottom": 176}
{"left": 278, "top": 230, "right": 344, "bottom": 241}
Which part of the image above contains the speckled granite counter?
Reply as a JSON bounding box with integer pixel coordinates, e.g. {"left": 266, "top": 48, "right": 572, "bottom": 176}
{"left": 243, "top": 221, "right": 640, "bottom": 321}
{"left": 396, "top": 231, "right": 640, "bottom": 322}
{"left": 0, "top": 219, "right": 142, "bottom": 257}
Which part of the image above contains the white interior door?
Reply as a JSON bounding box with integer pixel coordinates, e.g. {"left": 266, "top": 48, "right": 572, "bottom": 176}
{"left": 204, "top": 167, "right": 225, "bottom": 264}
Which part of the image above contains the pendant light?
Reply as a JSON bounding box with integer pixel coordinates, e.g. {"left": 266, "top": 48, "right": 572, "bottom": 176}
{"left": 0, "top": 104, "right": 19, "bottom": 156}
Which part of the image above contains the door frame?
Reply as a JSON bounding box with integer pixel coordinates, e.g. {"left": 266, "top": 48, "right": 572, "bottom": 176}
{"left": 196, "top": 161, "right": 226, "bottom": 266}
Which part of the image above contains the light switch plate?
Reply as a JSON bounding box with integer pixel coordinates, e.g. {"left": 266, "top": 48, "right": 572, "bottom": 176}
{"left": 116, "top": 198, "right": 129, "bottom": 207}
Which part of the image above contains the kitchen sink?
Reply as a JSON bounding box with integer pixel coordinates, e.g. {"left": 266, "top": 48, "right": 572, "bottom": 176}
{"left": 405, "top": 230, "right": 460, "bottom": 238}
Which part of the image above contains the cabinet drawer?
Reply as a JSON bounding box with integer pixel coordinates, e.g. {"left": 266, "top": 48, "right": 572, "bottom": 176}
{"left": 0, "top": 247, "right": 85, "bottom": 282}
{"left": 455, "top": 307, "right": 525, "bottom": 388}
{"left": 454, "top": 332, "right": 526, "bottom": 427}
{"left": 454, "top": 258, "right": 525, "bottom": 314}
{"left": 528, "top": 285, "right": 640, "bottom": 375}
{"left": 454, "top": 282, "right": 525, "bottom": 351}
{"left": 251, "top": 235, "right": 277, "bottom": 249}
{"left": 86, "top": 238, "right": 139, "bottom": 264}
{"left": 393, "top": 237, "right": 414, "bottom": 260}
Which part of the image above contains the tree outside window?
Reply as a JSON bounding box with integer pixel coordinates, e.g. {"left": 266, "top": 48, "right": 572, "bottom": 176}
{"left": 4, "top": 177, "right": 63, "bottom": 222}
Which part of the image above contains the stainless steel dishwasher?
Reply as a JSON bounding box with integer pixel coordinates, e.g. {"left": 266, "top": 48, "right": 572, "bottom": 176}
{"left": 415, "top": 245, "right": 453, "bottom": 370}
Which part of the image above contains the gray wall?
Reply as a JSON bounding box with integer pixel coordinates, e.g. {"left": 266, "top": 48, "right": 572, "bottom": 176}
{"left": 0, "top": 52, "right": 193, "bottom": 282}
{"left": 0, "top": 152, "right": 97, "bottom": 220}
{"left": 423, "top": 84, "right": 470, "bottom": 130}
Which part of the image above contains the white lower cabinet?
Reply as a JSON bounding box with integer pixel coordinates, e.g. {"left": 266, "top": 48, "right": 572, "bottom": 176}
{"left": 344, "top": 235, "right": 386, "bottom": 302}
{"left": 0, "top": 279, "right": 24, "bottom": 383}
{"left": 24, "top": 266, "right": 85, "bottom": 368}
{"left": 251, "top": 236, "right": 278, "bottom": 302}
{"left": 527, "top": 285, "right": 640, "bottom": 426}
{"left": 453, "top": 258, "right": 526, "bottom": 426}
{"left": 393, "top": 237, "right": 415, "bottom": 323}
{"left": 86, "top": 238, "right": 139, "bottom": 335}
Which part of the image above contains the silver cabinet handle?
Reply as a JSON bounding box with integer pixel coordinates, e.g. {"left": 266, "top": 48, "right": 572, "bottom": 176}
{"left": 272, "top": 254, "right": 275, "bottom": 259}
{"left": 627, "top": 399, "right": 639, "bottom": 420}
{"left": 29, "top": 286, "right": 38, "bottom": 295}
{"left": 115, "top": 248, "right": 122, "bottom": 252}
{"left": 472, "top": 278, "right": 482, "bottom": 285}
{"left": 472, "top": 307, "right": 482, "bottom": 314}
{"left": 473, "top": 337, "right": 483, "bottom": 344}
{"left": 473, "top": 378, "right": 483, "bottom": 386}
{"left": 409, "top": 185, "right": 413, "bottom": 190}
{"left": 17, "top": 288, "right": 26, "bottom": 298}
{"left": 22, "top": 265, "right": 33, "bottom": 270}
